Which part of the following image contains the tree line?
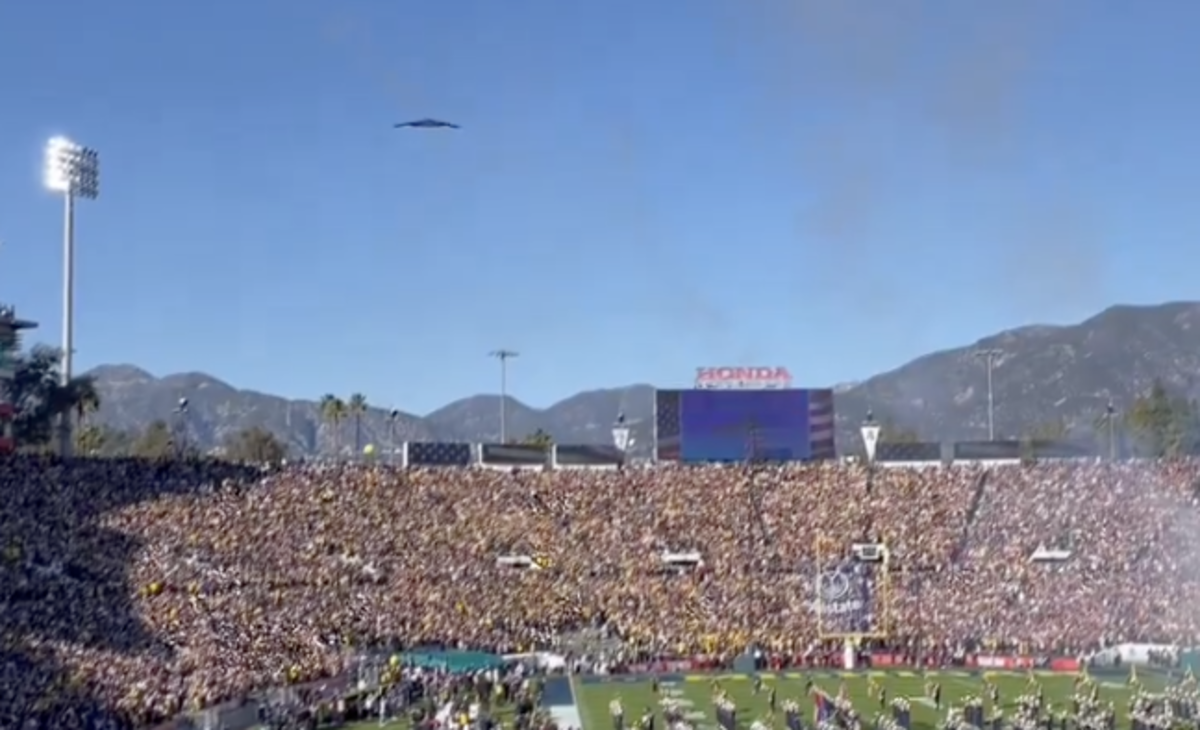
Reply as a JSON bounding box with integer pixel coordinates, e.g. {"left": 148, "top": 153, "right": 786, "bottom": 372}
{"left": 8, "top": 346, "right": 288, "bottom": 463}
{"left": 871, "top": 377, "right": 1200, "bottom": 459}
{"left": 11, "top": 345, "right": 557, "bottom": 461}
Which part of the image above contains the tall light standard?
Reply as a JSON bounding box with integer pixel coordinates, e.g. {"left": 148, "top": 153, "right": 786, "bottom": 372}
{"left": 44, "top": 136, "right": 100, "bottom": 456}
{"left": 1105, "top": 400, "right": 1118, "bottom": 461}
{"left": 973, "top": 349, "right": 1003, "bottom": 441}
{"left": 172, "top": 397, "right": 190, "bottom": 457}
{"left": 488, "top": 349, "right": 519, "bottom": 443}
{"left": 388, "top": 409, "right": 400, "bottom": 464}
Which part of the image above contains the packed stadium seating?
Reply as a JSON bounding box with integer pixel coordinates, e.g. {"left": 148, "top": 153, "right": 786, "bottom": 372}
{"left": 2, "top": 456, "right": 1199, "bottom": 727}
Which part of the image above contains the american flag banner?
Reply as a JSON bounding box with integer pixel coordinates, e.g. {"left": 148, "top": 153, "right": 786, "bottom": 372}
{"left": 654, "top": 389, "right": 682, "bottom": 461}
{"left": 808, "top": 389, "right": 836, "bottom": 459}
{"left": 408, "top": 442, "right": 472, "bottom": 466}
{"left": 813, "top": 690, "right": 834, "bottom": 726}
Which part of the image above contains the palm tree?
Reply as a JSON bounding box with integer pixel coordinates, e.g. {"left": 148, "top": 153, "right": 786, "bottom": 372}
{"left": 319, "top": 394, "right": 347, "bottom": 455}
{"left": 69, "top": 378, "right": 101, "bottom": 427}
{"left": 348, "top": 393, "right": 368, "bottom": 454}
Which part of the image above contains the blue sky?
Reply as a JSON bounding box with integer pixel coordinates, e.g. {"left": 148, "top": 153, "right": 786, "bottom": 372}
{"left": 1, "top": 0, "right": 1198, "bottom": 414}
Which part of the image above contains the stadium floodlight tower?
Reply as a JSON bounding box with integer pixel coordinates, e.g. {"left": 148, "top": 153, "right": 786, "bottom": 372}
{"left": 1105, "top": 400, "right": 1117, "bottom": 461}
{"left": 488, "top": 349, "right": 519, "bottom": 444}
{"left": 44, "top": 135, "right": 100, "bottom": 456}
{"left": 0, "top": 305, "right": 38, "bottom": 455}
{"left": 972, "top": 348, "right": 1003, "bottom": 441}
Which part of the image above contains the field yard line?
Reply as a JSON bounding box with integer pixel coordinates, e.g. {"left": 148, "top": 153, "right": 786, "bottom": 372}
{"left": 905, "top": 675, "right": 976, "bottom": 713}
{"left": 946, "top": 676, "right": 981, "bottom": 693}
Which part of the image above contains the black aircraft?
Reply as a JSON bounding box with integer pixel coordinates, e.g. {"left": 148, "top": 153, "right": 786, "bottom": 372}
{"left": 394, "top": 118, "right": 460, "bottom": 130}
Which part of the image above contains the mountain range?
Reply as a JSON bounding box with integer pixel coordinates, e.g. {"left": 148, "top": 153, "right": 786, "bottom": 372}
{"left": 83, "top": 301, "right": 1200, "bottom": 456}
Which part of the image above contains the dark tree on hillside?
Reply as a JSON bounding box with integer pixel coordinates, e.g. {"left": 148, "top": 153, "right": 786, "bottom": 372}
{"left": 522, "top": 428, "right": 554, "bottom": 449}
{"left": 1026, "top": 416, "right": 1070, "bottom": 442}
{"left": 348, "top": 393, "right": 369, "bottom": 454}
{"left": 1125, "top": 378, "right": 1200, "bottom": 458}
{"left": 878, "top": 416, "right": 921, "bottom": 443}
{"left": 224, "top": 426, "right": 289, "bottom": 463}
{"left": 8, "top": 344, "right": 101, "bottom": 450}
{"left": 130, "top": 420, "right": 175, "bottom": 458}
{"left": 74, "top": 424, "right": 135, "bottom": 457}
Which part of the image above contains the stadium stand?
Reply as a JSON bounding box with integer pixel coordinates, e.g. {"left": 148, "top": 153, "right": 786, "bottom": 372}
{"left": 1, "top": 456, "right": 1199, "bottom": 727}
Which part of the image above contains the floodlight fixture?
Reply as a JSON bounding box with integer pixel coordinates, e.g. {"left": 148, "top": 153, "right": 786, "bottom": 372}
{"left": 44, "top": 136, "right": 100, "bottom": 198}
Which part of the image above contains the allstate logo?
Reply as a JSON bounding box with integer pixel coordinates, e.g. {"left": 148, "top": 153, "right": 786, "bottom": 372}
{"left": 818, "top": 569, "right": 853, "bottom": 602}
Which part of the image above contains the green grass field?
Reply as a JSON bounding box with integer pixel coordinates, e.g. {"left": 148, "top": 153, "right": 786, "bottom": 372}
{"left": 573, "top": 670, "right": 1161, "bottom": 730}
{"left": 342, "top": 668, "right": 1163, "bottom": 730}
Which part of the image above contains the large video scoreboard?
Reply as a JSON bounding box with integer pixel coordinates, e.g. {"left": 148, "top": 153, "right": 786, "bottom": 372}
{"left": 655, "top": 386, "right": 836, "bottom": 462}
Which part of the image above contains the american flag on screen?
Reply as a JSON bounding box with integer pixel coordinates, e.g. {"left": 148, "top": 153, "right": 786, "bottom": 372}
{"left": 809, "top": 389, "right": 836, "bottom": 459}
{"left": 655, "top": 389, "right": 681, "bottom": 461}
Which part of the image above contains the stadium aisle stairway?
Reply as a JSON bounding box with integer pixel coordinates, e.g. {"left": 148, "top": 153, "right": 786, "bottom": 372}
{"left": 954, "top": 468, "right": 991, "bottom": 561}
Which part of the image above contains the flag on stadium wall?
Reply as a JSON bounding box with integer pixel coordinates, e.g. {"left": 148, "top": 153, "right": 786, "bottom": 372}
{"left": 808, "top": 389, "right": 835, "bottom": 459}
{"left": 655, "top": 390, "right": 682, "bottom": 461}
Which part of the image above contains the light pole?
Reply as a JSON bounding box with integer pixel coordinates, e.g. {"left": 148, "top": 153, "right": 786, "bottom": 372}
{"left": 173, "top": 397, "right": 190, "bottom": 457}
{"left": 973, "top": 349, "right": 1003, "bottom": 441}
{"left": 1106, "top": 400, "right": 1117, "bottom": 461}
{"left": 388, "top": 409, "right": 399, "bottom": 464}
{"left": 44, "top": 136, "right": 100, "bottom": 457}
{"left": 488, "top": 349, "right": 518, "bottom": 443}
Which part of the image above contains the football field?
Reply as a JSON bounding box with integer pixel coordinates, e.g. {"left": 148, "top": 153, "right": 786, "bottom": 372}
{"left": 572, "top": 669, "right": 1158, "bottom": 730}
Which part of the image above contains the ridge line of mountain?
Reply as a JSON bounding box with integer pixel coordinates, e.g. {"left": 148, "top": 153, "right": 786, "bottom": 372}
{"left": 78, "top": 300, "right": 1200, "bottom": 454}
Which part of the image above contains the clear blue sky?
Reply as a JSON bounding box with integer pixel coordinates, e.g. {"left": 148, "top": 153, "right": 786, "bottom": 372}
{"left": 1, "top": 0, "right": 1197, "bottom": 414}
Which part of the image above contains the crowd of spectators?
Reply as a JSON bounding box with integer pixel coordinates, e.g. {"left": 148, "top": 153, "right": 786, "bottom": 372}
{"left": 1, "top": 455, "right": 1199, "bottom": 726}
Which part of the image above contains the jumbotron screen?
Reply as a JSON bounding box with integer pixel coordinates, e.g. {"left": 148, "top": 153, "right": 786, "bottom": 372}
{"left": 655, "top": 388, "right": 835, "bottom": 462}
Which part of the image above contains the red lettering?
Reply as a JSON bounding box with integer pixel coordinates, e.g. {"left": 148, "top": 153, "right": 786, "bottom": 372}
{"left": 695, "top": 366, "right": 793, "bottom": 384}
